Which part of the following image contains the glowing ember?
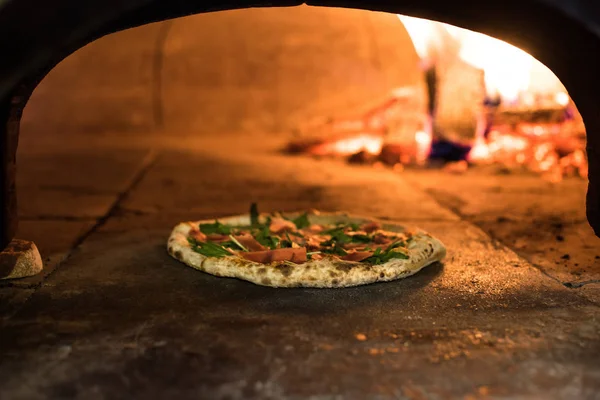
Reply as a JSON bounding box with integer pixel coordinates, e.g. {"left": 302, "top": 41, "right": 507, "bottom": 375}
{"left": 309, "top": 134, "right": 384, "bottom": 156}
{"left": 468, "top": 138, "right": 491, "bottom": 162}
{"left": 414, "top": 129, "right": 432, "bottom": 164}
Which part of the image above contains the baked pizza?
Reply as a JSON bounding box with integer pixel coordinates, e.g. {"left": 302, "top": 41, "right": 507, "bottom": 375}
{"left": 167, "top": 204, "right": 446, "bottom": 288}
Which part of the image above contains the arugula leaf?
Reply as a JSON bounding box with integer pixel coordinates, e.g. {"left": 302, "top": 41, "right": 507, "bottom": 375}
{"left": 219, "top": 240, "right": 239, "bottom": 250}
{"left": 321, "top": 223, "right": 361, "bottom": 236}
{"left": 292, "top": 213, "right": 310, "bottom": 229}
{"left": 322, "top": 226, "right": 344, "bottom": 235}
{"left": 325, "top": 222, "right": 361, "bottom": 232}
{"left": 347, "top": 223, "right": 361, "bottom": 231}
{"left": 350, "top": 234, "right": 372, "bottom": 243}
{"left": 228, "top": 235, "right": 249, "bottom": 252}
{"left": 321, "top": 245, "right": 348, "bottom": 256}
{"left": 187, "top": 238, "right": 231, "bottom": 257}
{"left": 321, "top": 229, "right": 352, "bottom": 247}
{"left": 254, "top": 226, "right": 280, "bottom": 249}
{"left": 250, "top": 203, "right": 259, "bottom": 227}
{"left": 363, "top": 241, "right": 409, "bottom": 264}
{"left": 386, "top": 240, "right": 407, "bottom": 250}
{"left": 279, "top": 232, "right": 295, "bottom": 248}
{"left": 199, "top": 221, "right": 231, "bottom": 235}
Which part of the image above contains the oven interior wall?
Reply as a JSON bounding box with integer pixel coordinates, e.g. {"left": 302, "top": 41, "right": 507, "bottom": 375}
{"left": 21, "top": 5, "right": 423, "bottom": 137}
{"left": 1, "top": 5, "right": 599, "bottom": 399}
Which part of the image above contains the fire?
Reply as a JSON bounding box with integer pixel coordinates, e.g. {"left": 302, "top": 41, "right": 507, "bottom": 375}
{"left": 309, "top": 133, "right": 383, "bottom": 156}
{"left": 414, "top": 129, "right": 432, "bottom": 164}
{"left": 398, "top": 13, "right": 587, "bottom": 181}
{"left": 452, "top": 29, "right": 533, "bottom": 103}
{"left": 287, "top": 15, "right": 587, "bottom": 183}
{"left": 398, "top": 15, "right": 447, "bottom": 68}
{"left": 398, "top": 14, "right": 568, "bottom": 105}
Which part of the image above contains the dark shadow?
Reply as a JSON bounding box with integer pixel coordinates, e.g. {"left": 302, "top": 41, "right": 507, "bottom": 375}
{"left": 189, "top": 261, "right": 445, "bottom": 316}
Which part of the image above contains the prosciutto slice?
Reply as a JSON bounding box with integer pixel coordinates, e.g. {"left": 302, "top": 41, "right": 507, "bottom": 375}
{"left": 269, "top": 217, "right": 297, "bottom": 233}
{"left": 189, "top": 229, "right": 207, "bottom": 242}
{"left": 341, "top": 251, "right": 374, "bottom": 262}
{"left": 241, "top": 247, "right": 307, "bottom": 264}
{"left": 206, "top": 233, "right": 230, "bottom": 242}
{"left": 234, "top": 234, "right": 266, "bottom": 251}
{"left": 362, "top": 221, "right": 382, "bottom": 233}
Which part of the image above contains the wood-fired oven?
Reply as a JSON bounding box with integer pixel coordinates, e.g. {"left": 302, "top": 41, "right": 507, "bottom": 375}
{"left": 0, "top": 2, "right": 599, "bottom": 399}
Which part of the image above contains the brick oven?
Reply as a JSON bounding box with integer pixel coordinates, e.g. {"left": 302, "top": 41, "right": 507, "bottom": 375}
{"left": 0, "top": 1, "right": 599, "bottom": 399}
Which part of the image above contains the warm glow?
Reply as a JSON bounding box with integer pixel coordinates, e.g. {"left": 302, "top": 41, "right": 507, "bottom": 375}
{"left": 555, "top": 92, "right": 570, "bottom": 106}
{"left": 397, "top": 15, "right": 443, "bottom": 60}
{"left": 414, "top": 129, "right": 432, "bottom": 164}
{"left": 310, "top": 134, "right": 383, "bottom": 156}
{"left": 289, "top": 15, "right": 586, "bottom": 182}
{"left": 452, "top": 29, "right": 533, "bottom": 102}
{"left": 397, "top": 15, "right": 569, "bottom": 104}
{"left": 468, "top": 138, "right": 491, "bottom": 162}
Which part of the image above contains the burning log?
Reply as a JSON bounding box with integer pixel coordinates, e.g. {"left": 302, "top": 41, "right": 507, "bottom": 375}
{"left": 285, "top": 130, "right": 385, "bottom": 157}
{"left": 286, "top": 86, "right": 426, "bottom": 158}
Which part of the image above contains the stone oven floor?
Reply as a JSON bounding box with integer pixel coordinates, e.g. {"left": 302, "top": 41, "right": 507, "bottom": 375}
{"left": 1, "top": 134, "right": 599, "bottom": 399}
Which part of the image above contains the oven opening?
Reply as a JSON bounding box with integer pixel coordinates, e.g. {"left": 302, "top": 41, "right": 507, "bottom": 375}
{"left": 1, "top": 5, "right": 599, "bottom": 399}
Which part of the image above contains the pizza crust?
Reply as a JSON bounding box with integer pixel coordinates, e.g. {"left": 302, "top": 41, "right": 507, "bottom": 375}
{"left": 167, "top": 212, "right": 446, "bottom": 288}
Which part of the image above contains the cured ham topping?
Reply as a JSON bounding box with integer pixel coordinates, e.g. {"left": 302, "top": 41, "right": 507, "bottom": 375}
{"left": 241, "top": 247, "right": 307, "bottom": 264}
{"left": 341, "top": 251, "right": 374, "bottom": 262}
{"left": 234, "top": 233, "right": 266, "bottom": 251}
{"left": 362, "top": 221, "right": 382, "bottom": 233}
{"left": 305, "top": 235, "right": 329, "bottom": 250}
{"left": 373, "top": 233, "right": 392, "bottom": 244}
{"left": 188, "top": 204, "right": 411, "bottom": 265}
{"left": 305, "top": 224, "right": 324, "bottom": 233}
{"left": 269, "top": 217, "right": 297, "bottom": 233}
{"left": 206, "top": 233, "right": 230, "bottom": 242}
{"left": 189, "top": 229, "right": 207, "bottom": 242}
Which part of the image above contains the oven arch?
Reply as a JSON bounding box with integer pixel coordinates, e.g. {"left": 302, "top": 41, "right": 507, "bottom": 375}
{"left": 1, "top": 0, "right": 599, "bottom": 249}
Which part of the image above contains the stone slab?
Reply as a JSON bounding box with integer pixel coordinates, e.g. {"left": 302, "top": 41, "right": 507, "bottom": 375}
{"left": 0, "top": 220, "right": 597, "bottom": 399}
{"left": 118, "top": 149, "right": 458, "bottom": 222}
{"left": 403, "top": 169, "right": 600, "bottom": 288}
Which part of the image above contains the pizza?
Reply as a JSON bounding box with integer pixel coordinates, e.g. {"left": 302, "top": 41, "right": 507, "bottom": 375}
{"left": 167, "top": 204, "right": 446, "bottom": 288}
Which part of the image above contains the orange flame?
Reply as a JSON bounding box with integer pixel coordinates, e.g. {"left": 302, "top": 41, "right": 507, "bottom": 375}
{"left": 398, "top": 15, "right": 569, "bottom": 105}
